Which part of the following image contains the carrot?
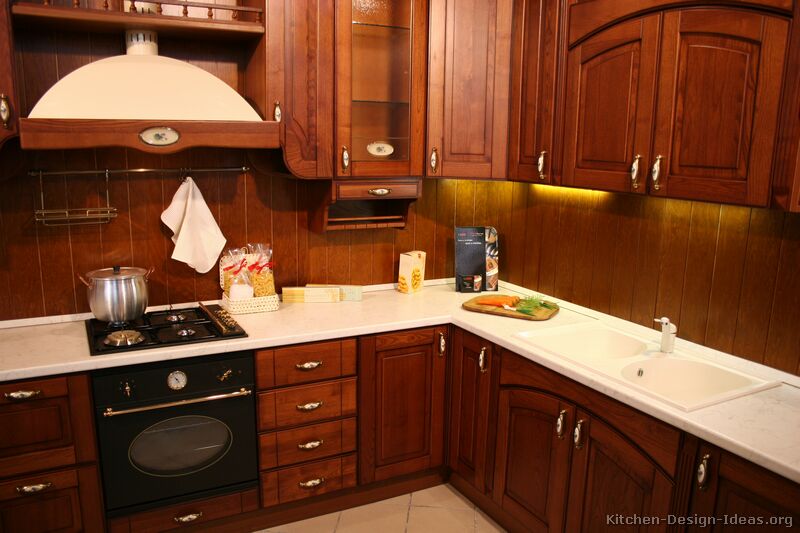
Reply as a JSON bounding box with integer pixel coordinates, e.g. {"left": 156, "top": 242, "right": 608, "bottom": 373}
{"left": 474, "top": 295, "right": 520, "bottom": 308}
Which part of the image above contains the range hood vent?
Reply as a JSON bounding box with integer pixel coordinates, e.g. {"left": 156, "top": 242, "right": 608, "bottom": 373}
{"left": 28, "top": 30, "right": 262, "bottom": 122}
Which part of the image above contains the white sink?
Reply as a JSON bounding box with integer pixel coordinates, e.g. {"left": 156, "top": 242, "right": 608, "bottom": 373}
{"left": 621, "top": 358, "right": 780, "bottom": 412}
{"left": 516, "top": 325, "right": 648, "bottom": 360}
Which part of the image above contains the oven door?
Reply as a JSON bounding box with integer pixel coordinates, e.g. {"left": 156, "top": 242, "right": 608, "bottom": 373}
{"left": 96, "top": 389, "right": 257, "bottom": 514}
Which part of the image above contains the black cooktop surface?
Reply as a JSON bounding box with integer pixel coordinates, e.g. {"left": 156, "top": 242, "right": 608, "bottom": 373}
{"left": 86, "top": 304, "right": 247, "bottom": 356}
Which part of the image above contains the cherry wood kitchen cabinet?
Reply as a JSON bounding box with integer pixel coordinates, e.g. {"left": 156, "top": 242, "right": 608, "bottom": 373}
{"left": 335, "top": 0, "right": 428, "bottom": 177}
{"left": 561, "top": 3, "right": 789, "bottom": 206}
{"left": 358, "top": 326, "right": 447, "bottom": 483}
{"left": 0, "top": 0, "right": 16, "bottom": 149}
{"left": 507, "top": 0, "right": 561, "bottom": 183}
{"left": 686, "top": 441, "right": 800, "bottom": 531}
{"left": 448, "top": 328, "right": 494, "bottom": 493}
{"left": 426, "top": 0, "right": 512, "bottom": 179}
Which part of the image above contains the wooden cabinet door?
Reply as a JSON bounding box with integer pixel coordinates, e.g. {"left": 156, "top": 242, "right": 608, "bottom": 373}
{"left": 565, "top": 409, "right": 674, "bottom": 532}
{"left": 281, "top": 0, "right": 335, "bottom": 178}
{"left": 492, "top": 388, "right": 574, "bottom": 533}
{"left": 427, "top": 0, "right": 512, "bottom": 178}
{"left": 0, "top": 0, "right": 17, "bottom": 148}
{"left": 687, "top": 443, "right": 800, "bottom": 531}
{"left": 448, "top": 329, "right": 493, "bottom": 492}
{"left": 508, "top": 0, "right": 560, "bottom": 183}
{"left": 561, "top": 14, "right": 659, "bottom": 193}
{"left": 650, "top": 9, "right": 788, "bottom": 205}
{"left": 335, "top": 0, "right": 427, "bottom": 177}
{"left": 358, "top": 326, "right": 447, "bottom": 483}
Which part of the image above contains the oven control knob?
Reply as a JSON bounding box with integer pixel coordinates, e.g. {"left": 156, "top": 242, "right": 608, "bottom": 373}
{"left": 218, "top": 369, "right": 233, "bottom": 382}
{"left": 119, "top": 380, "right": 135, "bottom": 399}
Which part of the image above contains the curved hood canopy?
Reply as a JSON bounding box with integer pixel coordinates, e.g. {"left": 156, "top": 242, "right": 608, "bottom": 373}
{"left": 29, "top": 30, "right": 262, "bottom": 122}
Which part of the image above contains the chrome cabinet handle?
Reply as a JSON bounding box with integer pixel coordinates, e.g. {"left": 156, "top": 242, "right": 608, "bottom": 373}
{"left": 173, "top": 512, "right": 203, "bottom": 524}
{"left": 0, "top": 94, "right": 10, "bottom": 129}
{"left": 299, "top": 477, "right": 325, "bottom": 489}
{"left": 295, "top": 361, "right": 323, "bottom": 371}
{"left": 368, "top": 188, "right": 392, "bottom": 197}
{"left": 297, "top": 439, "right": 323, "bottom": 450}
{"left": 478, "top": 347, "right": 488, "bottom": 374}
{"left": 16, "top": 482, "right": 52, "bottom": 495}
{"left": 630, "top": 154, "right": 642, "bottom": 189}
{"left": 573, "top": 419, "right": 585, "bottom": 449}
{"left": 4, "top": 390, "right": 42, "bottom": 401}
{"left": 430, "top": 147, "right": 439, "bottom": 174}
{"left": 438, "top": 333, "right": 446, "bottom": 357}
{"left": 342, "top": 146, "right": 350, "bottom": 171}
{"left": 537, "top": 151, "right": 547, "bottom": 181}
{"left": 296, "top": 401, "right": 323, "bottom": 412}
{"left": 556, "top": 410, "right": 567, "bottom": 439}
{"left": 273, "top": 101, "right": 282, "bottom": 122}
{"left": 651, "top": 155, "right": 663, "bottom": 191}
{"left": 697, "top": 454, "right": 711, "bottom": 490}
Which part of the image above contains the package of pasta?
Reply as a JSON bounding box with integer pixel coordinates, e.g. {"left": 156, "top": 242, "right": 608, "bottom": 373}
{"left": 247, "top": 243, "right": 276, "bottom": 297}
{"left": 220, "top": 247, "right": 248, "bottom": 296}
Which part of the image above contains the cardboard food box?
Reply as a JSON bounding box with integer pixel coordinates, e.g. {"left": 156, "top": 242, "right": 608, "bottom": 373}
{"left": 455, "top": 226, "right": 499, "bottom": 292}
{"left": 397, "top": 251, "right": 426, "bottom": 293}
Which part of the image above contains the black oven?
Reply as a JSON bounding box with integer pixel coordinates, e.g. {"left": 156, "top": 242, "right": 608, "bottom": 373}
{"left": 92, "top": 352, "right": 257, "bottom": 516}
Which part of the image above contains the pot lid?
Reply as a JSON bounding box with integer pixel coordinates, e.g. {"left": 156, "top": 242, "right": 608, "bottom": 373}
{"left": 86, "top": 266, "right": 149, "bottom": 281}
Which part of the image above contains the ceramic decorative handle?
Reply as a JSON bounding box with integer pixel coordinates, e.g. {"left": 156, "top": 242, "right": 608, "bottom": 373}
{"left": 368, "top": 188, "right": 392, "bottom": 197}
{"left": 299, "top": 477, "right": 325, "bottom": 489}
{"left": 173, "top": 512, "right": 203, "bottom": 524}
{"left": 478, "top": 347, "right": 488, "bottom": 374}
{"left": 342, "top": 146, "right": 350, "bottom": 172}
{"left": 430, "top": 147, "right": 439, "bottom": 174}
{"left": 297, "top": 439, "right": 324, "bottom": 450}
{"left": 4, "top": 390, "right": 42, "bottom": 401}
{"left": 0, "top": 94, "right": 10, "bottom": 129}
{"left": 296, "top": 401, "right": 323, "bottom": 412}
{"left": 537, "top": 151, "right": 547, "bottom": 181}
{"left": 573, "top": 419, "right": 585, "bottom": 449}
{"left": 273, "top": 101, "right": 282, "bottom": 122}
{"left": 697, "top": 454, "right": 711, "bottom": 490}
{"left": 16, "top": 482, "right": 52, "bottom": 495}
{"left": 295, "top": 361, "right": 323, "bottom": 371}
{"left": 630, "top": 154, "right": 642, "bottom": 189}
{"left": 556, "top": 410, "right": 567, "bottom": 439}
{"left": 438, "top": 333, "right": 446, "bottom": 357}
{"left": 651, "top": 155, "right": 663, "bottom": 191}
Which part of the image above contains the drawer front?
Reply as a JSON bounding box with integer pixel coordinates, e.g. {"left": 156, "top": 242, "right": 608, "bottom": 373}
{"left": 124, "top": 489, "right": 257, "bottom": 532}
{"left": 257, "top": 339, "right": 357, "bottom": 389}
{"left": 260, "top": 418, "right": 357, "bottom": 469}
{"left": 261, "top": 454, "right": 357, "bottom": 506}
{"left": 335, "top": 180, "right": 421, "bottom": 200}
{"left": 258, "top": 378, "right": 357, "bottom": 431}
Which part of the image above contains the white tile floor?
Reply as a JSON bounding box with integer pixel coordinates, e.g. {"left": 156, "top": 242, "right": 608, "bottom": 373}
{"left": 256, "top": 484, "right": 506, "bottom": 533}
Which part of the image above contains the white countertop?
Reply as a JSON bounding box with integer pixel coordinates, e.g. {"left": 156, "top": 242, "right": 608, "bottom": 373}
{"left": 1, "top": 280, "right": 799, "bottom": 484}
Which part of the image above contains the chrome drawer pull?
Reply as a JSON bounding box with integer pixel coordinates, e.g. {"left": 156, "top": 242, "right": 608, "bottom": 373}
{"left": 299, "top": 477, "right": 325, "bottom": 489}
{"left": 173, "top": 512, "right": 203, "bottom": 524}
{"left": 103, "top": 388, "right": 252, "bottom": 417}
{"left": 295, "top": 361, "right": 323, "bottom": 371}
{"left": 298, "top": 439, "right": 324, "bottom": 450}
{"left": 16, "top": 482, "right": 52, "bottom": 495}
{"left": 368, "top": 188, "right": 392, "bottom": 196}
{"left": 5, "top": 390, "right": 42, "bottom": 401}
{"left": 296, "top": 401, "right": 323, "bottom": 412}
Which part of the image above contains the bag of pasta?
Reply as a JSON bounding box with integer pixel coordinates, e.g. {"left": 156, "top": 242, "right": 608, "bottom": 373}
{"left": 247, "top": 243, "right": 276, "bottom": 297}
{"left": 221, "top": 247, "right": 248, "bottom": 296}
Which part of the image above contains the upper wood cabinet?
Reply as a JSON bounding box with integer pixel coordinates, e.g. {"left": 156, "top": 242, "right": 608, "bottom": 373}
{"left": 561, "top": 5, "right": 790, "bottom": 206}
{"left": 0, "top": 0, "right": 17, "bottom": 148}
{"left": 358, "top": 326, "right": 447, "bottom": 484}
{"left": 335, "top": 0, "right": 428, "bottom": 177}
{"left": 426, "top": 0, "right": 512, "bottom": 179}
{"left": 507, "top": 0, "right": 561, "bottom": 183}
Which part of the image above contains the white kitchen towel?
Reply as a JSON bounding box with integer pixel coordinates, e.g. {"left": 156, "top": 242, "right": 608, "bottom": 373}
{"left": 160, "top": 177, "right": 226, "bottom": 274}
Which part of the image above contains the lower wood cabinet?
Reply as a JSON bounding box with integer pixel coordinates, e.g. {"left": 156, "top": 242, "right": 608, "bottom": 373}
{"left": 261, "top": 454, "right": 357, "bottom": 506}
{"left": 358, "top": 326, "right": 448, "bottom": 483}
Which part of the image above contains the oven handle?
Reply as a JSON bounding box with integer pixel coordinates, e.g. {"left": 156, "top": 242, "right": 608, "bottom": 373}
{"left": 102, "top": 388, "right": 253, "bottom": 418}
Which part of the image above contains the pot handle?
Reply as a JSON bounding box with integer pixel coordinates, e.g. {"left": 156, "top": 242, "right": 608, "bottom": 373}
{"left": 77, "top": 274, "right": 92, "bottom": 288}
{"left": 145, "top": 267, "right": 155, "bottom": 281}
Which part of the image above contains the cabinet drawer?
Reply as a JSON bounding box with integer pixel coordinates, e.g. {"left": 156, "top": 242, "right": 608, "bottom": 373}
{"left": 0, "top": 465, "right": 103, "bottom": 533}
{"left": 261, "top": 454, "right": 357, "bottom": 506}
{"left": 335, "top": 180, "right": 421, "bottom": 200}
{"left": 257, "top": 339, "right": 357, "bottom": 389}
{"left": 258, "top": 378, "right": 357, "bottom": 431}
{"left": 260, "top": 418, "right": 357, "bottom": 469}
{"left": 0, "top": 375, "right": 95, "bottom": 477}
{"left": 118, "top": 489, "right": 258, "bottom": 533}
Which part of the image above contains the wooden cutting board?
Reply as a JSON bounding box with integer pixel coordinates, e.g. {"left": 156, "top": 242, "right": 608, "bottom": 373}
{"left": 462, "top": 296, "right": 560, "bottom": 321}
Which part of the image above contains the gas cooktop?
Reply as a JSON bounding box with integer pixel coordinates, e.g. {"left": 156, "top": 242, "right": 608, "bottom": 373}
{"left": 85, "top": 304, "right": 247, "bottom": 356}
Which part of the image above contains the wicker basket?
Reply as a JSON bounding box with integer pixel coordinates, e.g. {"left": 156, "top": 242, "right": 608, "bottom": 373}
{"left": 219, "top": 253, "right": 279, "bottom": 314}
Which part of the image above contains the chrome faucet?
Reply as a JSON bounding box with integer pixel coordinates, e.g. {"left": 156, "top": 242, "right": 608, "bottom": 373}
{"left": 654, "top": 317, "right": 677, "bottom": 353}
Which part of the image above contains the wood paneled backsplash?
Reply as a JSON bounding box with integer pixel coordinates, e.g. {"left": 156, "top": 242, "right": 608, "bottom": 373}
{"left": 0, "top": 154, "right": 798, "bottom": 375}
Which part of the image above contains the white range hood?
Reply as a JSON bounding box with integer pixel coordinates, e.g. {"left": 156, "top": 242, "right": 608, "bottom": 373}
{"left": 29, "top": 30, "right": 262, "bottom": 122}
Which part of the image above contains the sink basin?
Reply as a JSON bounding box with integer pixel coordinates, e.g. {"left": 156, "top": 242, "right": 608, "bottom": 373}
{"left": 516, "top": 326, "right": 648, "bottom": 360}
{"left": 621, "top": 358, "right": 780, "bottom": 411}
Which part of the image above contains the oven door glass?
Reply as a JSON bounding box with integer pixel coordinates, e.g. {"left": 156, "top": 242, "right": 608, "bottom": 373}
{"left": 129, "top": 415, "right": 233, "bottom": 477}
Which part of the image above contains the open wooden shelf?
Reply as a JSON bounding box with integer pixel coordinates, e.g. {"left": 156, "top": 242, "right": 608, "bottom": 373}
{"left": 11, "top": 2, "right": 265, "bottom": 39}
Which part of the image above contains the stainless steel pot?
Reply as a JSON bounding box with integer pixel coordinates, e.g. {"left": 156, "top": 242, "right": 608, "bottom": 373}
{"left": 79, "top": 266, "right": 153, "bottom": 324}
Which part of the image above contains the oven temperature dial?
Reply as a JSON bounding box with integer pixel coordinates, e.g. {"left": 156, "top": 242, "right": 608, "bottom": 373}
{"left": 167, "top": 370, "right": 188, "bottom": 391}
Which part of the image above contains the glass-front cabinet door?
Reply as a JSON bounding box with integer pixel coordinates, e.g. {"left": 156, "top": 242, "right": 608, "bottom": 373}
{"left": 335, "top": 0, "right": 427, "bottom": 177}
